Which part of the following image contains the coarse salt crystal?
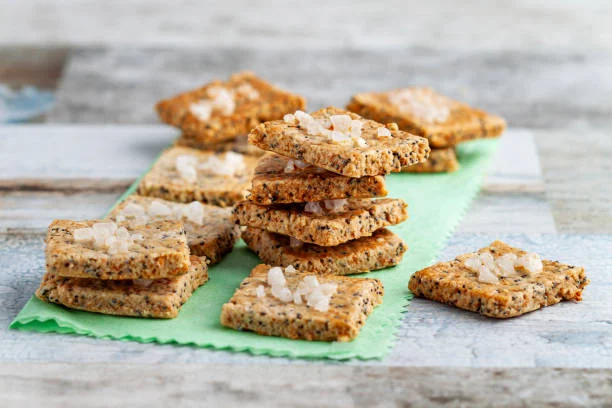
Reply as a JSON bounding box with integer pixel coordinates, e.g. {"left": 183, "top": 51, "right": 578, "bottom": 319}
{"left": 350, "top": 120, "right": 363, "bottom": 138}
{"left": 478, "top": 267, "right": 500, "bottom": 284}
{"left": 115, "top": 215, "right": 126, "bottom": 223}
{"left": 212, "top": 88, "right": 235, "bottom": 115}
{"left": 304, "top": 201, "right": 324, "bottom": 214}
{"left": 284, "top": 265, "right": 297, "bottom": 274}
{"left": 190, "top": 100, "right": 213, "bottom": 121}
{"left": 93, "top": 222, "right": 117, "bottom": 236}
{"left": 283, "top": 113, "right": 296, "bottom": 123}
{"left": 293, "top": 292, "right": 303, "bottom": 304}
{"left": 294, "top": 160, "right": 308, "bottom": 169}
{"left": 284, "top": 160, "right": 296, "bottom": 173}
{"left": 183, "top": 201, "right": 205, "bottom": 225}
{"left": 497, "top": 253, "right": 519, "bottom": 277}
{"left": 330, "top": 115, "right": 352, "bottom": 133}
{"left": 73, "top": 227, "right": 94, "bottom": 242}
{"left": 303, "top": 275, "right": 320, "bottom": 291}
{"left": 278, "top": 287, "right": 293, "bottom": 303}
{"left": 236, "top": 83, "right": 260, "bottom": 100}
{"left": 149, "top": 201, "right": 172, "bottom": 217}
{"left": 377, "top": 127, "right": 392, "bottom": 138}
{"left": 256, "top": 285, "right": 265, "bottom": 298}
{"left": 516, "top": 253, "right": 543, "bottom": 275}
{"left": 267, "top": 266, "right": 286, "bottom": 287}
{"left": 116, "top": 226, "right": 130, "bottom": 240}
{"left": 131, "top": 233, "right": 144, "bottom": 241}
{"left": 319, "top": 283, "right": 338, "bottom": 297}
{"left": 122, "top": 203, "right": 146, "bottom": 217}
{"left": 354, "top": 136, "right": 368, "bottom": 147}
{"left": 330, "top": 130, "right": 351, "bottom": 144}
{"left": 323, "top": 199, "right": 347, "bottom": 213}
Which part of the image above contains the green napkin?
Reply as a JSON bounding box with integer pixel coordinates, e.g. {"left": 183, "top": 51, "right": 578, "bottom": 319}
{"left": 10, "top": 139, "right": 498, "bottom": 360}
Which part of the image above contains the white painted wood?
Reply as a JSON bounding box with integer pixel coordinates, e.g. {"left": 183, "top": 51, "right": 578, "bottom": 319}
{"left": 2, "top": 0, "right": 610, "bottom": 51}
{"left": 1, "top": 233, "right": 608, "bottom": 368}
{"left": 0, "top": 125, "right": 178, "bottom": 182}
{"left": 0, "top": 363, "right": 609, "bottom": 407}
{"left": 0, "top": 125, "right": 537, "bottom": 189}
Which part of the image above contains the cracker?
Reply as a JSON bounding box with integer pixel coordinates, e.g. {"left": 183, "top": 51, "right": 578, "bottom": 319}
{"left": 174, "top": 134, "right": 266, "bottom": 157}
{"left": 220, "top": 264, "right": 383, "bottom": 341}
{"left": 402, "top": 147, "right": 459, "bottom": 173}
{"left": 36, "top": 256, "right": 208, "bottom": 319}
{"left": 249, "top": 154, "right": 388, "bottom": 204}
{"left": 242, "top": 227, "right": 407, "bottom": 275}
{"left": 347, "top": 87, "right": 506, "bottom": 148}
{"left": 248, "top": 107, "right": 430, "bottom": 177}
{"left": 108, "top": 195, "right": 240, "bottom": 265}
{"left": 137, "top": 147, "right": 259, "bottom": 207}
{"left": 234, "top": 198, "right": 407, "bottom": 247}
{"left": 156, "top": 71, "right": 306, "bottom": 144}
{"left": 46, "top": 219, "right": 191, "bottom": 280}
{"left": 408, "top": 240, "right": 589, "bottom": 318}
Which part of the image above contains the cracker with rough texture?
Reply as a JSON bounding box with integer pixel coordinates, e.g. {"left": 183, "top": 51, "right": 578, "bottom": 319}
{"left": 248, "top": 107, "right": 430, "bottom": 177}
{"left": 138, "top": 147, "right": 259, "bottom": 207}
{"left": 347, "top": 87, "right": 506, "bottom": 148}
{"left": 174, "top": 134, "right": 266, "bottom": 157}
{"left": 108, "top": 195, "right": 240, "bottom": 265}
{"left": 408, "top": 240, "right": 589, "bottom": 318}
{"left": 157, "top": 71, "right": 306, "bottom": 144}
{"left": 46, "top": 219, "right": 191, "bottom": 280}
{"left": 249, "top": 154, "right": 388, "bottom": 204}
{"left": 37, "top": 256, "right": 208, "bottom": 319}
{"left": 242, "top": 227, "right": 407, "bottom": 275}
{"left": 220, "top": 264, "right": 383, "bottom": 341}
{"left": 234, "top": 198, "right": 407, "bottom": 246}
{"left": 402, "top": 147, "right": 459, "bottom": 173}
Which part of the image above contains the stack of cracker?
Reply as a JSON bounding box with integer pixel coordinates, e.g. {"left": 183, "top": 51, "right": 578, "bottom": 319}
{"left": 156, "top": 71, "right": 305, "bottom": 157}
{"left": 347, "top": 87, "right": 506, "bottom": 173}
{"left": 233, "top": 107, "right": 431, "bottom": 276}
{"left": 35, "top": 196, "right": 241, "bottom": 319}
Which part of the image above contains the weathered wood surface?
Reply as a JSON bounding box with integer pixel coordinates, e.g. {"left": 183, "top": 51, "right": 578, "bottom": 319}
{"left": 0, "top": 126, "right": 557, "bottom": 233}
{"left": 0, "top": 363, "right": 610, "bottom": 408}
{"left": 2, "top": 0, "right": 611, "bottom": 52}
{"left": 2, "top": 233, "right": 609, "bottom": 368}
{"left": 39, "top": 47, "right": 612, "bottom": 232}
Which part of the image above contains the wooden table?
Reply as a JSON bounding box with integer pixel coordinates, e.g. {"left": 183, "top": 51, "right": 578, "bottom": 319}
{"left": 1, "top": 2, "right": 611, "bottom": 405}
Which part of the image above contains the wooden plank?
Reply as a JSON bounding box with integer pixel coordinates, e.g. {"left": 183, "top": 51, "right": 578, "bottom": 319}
{"left": 0, "top": 363, "right": 610, "bottom": 407}
{"left": 0, "top": 125, "right": 537, "bottom": 190}
{"left": 0, "top": 191, "right": 120, "bottom": 233}
{"left": 2, "top": 1, "right": 611, "bottom": 51}
{"left": 1, "top": 233, "right": 608, "bottom": 367}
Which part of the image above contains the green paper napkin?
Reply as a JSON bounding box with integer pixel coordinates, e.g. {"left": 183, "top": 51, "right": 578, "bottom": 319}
{"left": 10, "top": 139, "right": 498, "bottom": 360}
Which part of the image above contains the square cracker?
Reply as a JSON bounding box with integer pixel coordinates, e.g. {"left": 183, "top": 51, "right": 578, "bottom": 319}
{"left": 408, "top": 240, "right": 589, "bottom": 318}
{"left": 37, "top": 256, "right": 208, "bottom": 319}
{"left": 174, "top": 134, "right": 266, "bottom": 157}
{"left": 156, "top": 71, "right": 306, "bottom": 144}
{"left": 402, "top": 147, "right": 459, "bottom": 173}
{"left": 220, "top": 264, "right": 384, "bottom": 341}
{"left": 45, "top": 219, "right": 191, "bottom": 280}
{"left": 242, "top": 227, "right": 407, "bottom": 275}
{"left": 249, "top": 154, "right": 388, "bottom": 204}
{"left": 234, "top": 198, "right": 408, "bottom": 247}
{"left": 137, "top": 146, "right": 259, "bottom": 207}
{"left": 108, "top": 195, "right": 240, "bottom": 265}
{"left": 347, "top": 87, "right": 506, "bottom": 148}
{"left": 248, "top": 107, "right": 430, "bottom": 177}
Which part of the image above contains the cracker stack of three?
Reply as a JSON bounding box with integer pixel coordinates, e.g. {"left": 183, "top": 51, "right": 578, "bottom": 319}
{"left": 346, "top": 87, "right": 507, "bottom": 173}
{"left": 156, "top": 71, "right": 306, "bottom": 157}
{"left": 233, "top": 107, "right": 432, "bottom": 276}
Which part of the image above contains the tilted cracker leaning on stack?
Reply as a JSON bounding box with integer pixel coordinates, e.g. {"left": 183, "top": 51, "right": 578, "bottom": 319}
{"left": 157, "top": 71, "right": 305, "bottom": 156}
{"left": 221, "top": 106, "right": 430, "bottom": 341}
{"left": 346, "top": 87, "right": 506, "bottom": 172}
